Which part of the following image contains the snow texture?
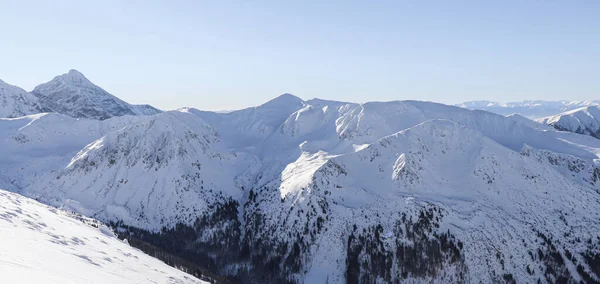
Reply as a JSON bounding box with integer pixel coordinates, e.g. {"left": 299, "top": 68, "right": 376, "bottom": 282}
{"left": 0, "top": 188, "right": 206, "bottom": 284}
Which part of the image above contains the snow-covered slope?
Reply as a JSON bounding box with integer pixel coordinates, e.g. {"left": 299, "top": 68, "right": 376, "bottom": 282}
{"left": 0, "top": 113, "right": 145, "bottom": 192}
{"left": 0, "top": 79, "right": 47, "bottom": 118}
{"left": 31, "top": 70, "right": 161, "bottom": 120}
{"left": 0, "top": 189, "right": 205, "bottom": 284}
{"left": 538, "top": 106, "right": 600, "bottom": 139}
{"left": 458, "top": 100, "right": 600, "bottom": 119}
{"left": 26, "top": 111, "right": 248, "bottom": 230}
{"left": 258, "top": 119, "right": 600, "bottom": 283}
{"left": 2, "top": 95, "right": 600, "bottom": 283}
{"left": 241, "top": 100, "right": 600, "bottom": 283}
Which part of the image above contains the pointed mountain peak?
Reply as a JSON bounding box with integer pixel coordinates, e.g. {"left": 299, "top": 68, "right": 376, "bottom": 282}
{"left": 279, "top": 93, "right": 300, "bottom": 99}
{"left": 278, "top": 93, "right": 302, "bottom": 101}
{"left": 260, "top": 93, "right": 304, "bottom": 108}
{"left": 67, "top": 69, "right": 85, "bottom": 77}
{"left": 55, "top": 69, "right": 93, "bottom": 85}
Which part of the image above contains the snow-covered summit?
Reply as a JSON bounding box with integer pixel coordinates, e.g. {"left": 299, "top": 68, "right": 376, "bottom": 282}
{"left": 30, "top": 70, "right": 161, "bottom": 120}
{"left": 184, "top": 93, "right": 306, "bottom": 148}
{"left": 56, "top": 69, "right": 94, "bottom": 85}
{"left": 262, "top": 93, "right": 304, "bottom": 108}
{"left": 0, "top": 78, "right": 47, "bottom": 118}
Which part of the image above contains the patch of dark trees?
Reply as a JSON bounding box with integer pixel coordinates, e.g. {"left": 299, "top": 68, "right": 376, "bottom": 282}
{"left": 110, "top": 198, "right": 243, "bottom": 283}
{"left": 529, "top": 231, "right": 600, "bottom": 284}
{"left": 108, "top": 191, "right": 600, "bottom": 284}
{"left": 346, "top": 206, "right": 467, "bottom": 284}
{"left": 111, "top": 195, "right": 305, "bottom": 284}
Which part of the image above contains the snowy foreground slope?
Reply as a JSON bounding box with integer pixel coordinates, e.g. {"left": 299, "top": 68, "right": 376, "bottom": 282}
{"left": 458, "top": 100, "right": 600, "bottom": 119}
{"left": 0, "top": 189, "right": 205, "bottom": 284}
{"left": 538, "top": 106, "right": 600, "bottom": 139}
{"left": 1, "top": 94, "right": 600, "bottom": 283}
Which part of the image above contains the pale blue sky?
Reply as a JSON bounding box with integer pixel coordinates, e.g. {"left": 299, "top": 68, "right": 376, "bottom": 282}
{"left": 1, "top": 0, "right": 598, "bottom": 110}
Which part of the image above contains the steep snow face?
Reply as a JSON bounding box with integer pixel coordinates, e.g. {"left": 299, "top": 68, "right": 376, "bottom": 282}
{"left": 25, "top": 111, "right": 248, "bottom": 230}
{"left": 0, "top": 79, "right": 46, "bottom": 118}
{"left": 538, "top": 106, "right": 600, "bottom": 139}
{"left": 242, "top": 100, "right": 600, "bottom": 282}
{"left": 458, "top": 100, "right": 600, "bottom": 119}
{"left": 31, "top": 70, "right": 161, "bottom": 120}
{"left": 247, "top": 119, "right": 600, "bottom": 283}
{"left": 0, "top": 189, "right": 205, "bottom": 284}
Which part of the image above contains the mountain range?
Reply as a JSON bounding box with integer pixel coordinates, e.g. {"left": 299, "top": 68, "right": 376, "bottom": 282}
{"left": 457, "top": 100, "right": 600, "bottom": 119}
{"left": 1, "top": 71, "right": 599, "bottom": 283}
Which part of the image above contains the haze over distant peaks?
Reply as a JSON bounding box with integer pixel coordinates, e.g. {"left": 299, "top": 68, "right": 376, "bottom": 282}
{"left": 458, "top": 100, "right": 600, "bottom": 119}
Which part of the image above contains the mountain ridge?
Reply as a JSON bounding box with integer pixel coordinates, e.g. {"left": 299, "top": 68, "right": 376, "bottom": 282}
{"left": 2, "top": 94, "right": 599, "bottom": 283}
{"left": 2, "top": 78, "right": 600, "bottom": 283}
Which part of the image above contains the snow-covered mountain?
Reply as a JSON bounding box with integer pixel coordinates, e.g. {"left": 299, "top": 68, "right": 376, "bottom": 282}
{"left": 27, "top": 111, "right": 250, "bottom": 230}
{"left": 0, "top": 79, "right": 47, "bottom": 118}
{"left": 2, "top": 94, "right": 600, "bottom": 283}
{"left": 457, "top": 100, "right": 600, "bottom": 119}
{"left": 538, "top": 106, "right": 600, "bottom": 139}
{"left": 0, "top": 188, "right": 206, "bottom": 284}
{"left": 30, "top": 70, "right": 161, "bottom": 120}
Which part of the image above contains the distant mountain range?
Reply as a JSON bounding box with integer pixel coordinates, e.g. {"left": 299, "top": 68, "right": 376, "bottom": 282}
{"left": 1, "top": 73, "right": 600, "bottom": 283}
{"left": 457, "top": 100, "right": 600, "bottom": 119}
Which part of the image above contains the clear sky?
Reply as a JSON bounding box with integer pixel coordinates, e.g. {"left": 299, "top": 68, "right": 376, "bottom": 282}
{"left": 1, "top": 0, "right": 599, "bottom": 111}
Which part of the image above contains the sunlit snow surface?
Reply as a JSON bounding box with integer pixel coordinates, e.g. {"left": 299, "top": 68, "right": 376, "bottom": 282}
{"left": 0, "top": 189, "right": 205, "bottom": 284}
